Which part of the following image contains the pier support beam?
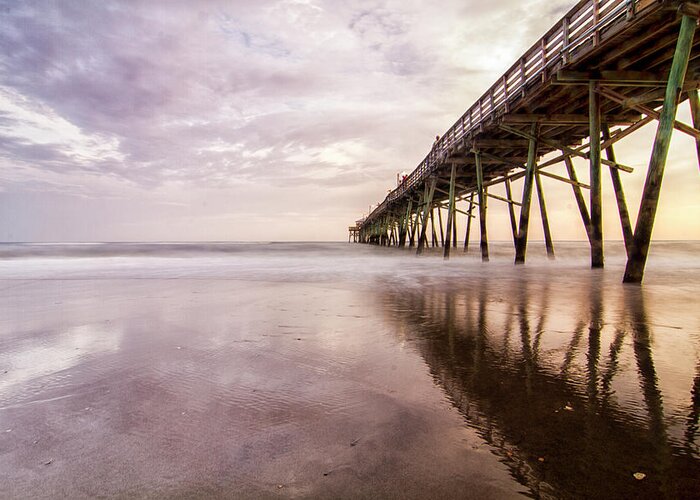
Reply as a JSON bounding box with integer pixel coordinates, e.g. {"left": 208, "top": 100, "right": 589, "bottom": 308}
{"left": 464, "top": 193, "right": 474, "bottom": 253}
{"left": 564, "top": 155, "right": 592, "bottom": 242}
{"left": 515, "top": 123, "right": 539, "bottom": 264}
{"left": 505, "top": 178, "right": 518, "bottom": 248}
{"left": 417, "top": 178, "right": 436, "bottom": 255}
{"left": 444, "top": 163, "right": 457, "bottom": 260}
{"left": 430, "top": 209, "right": 439, "bottom": 247}
{"left": 475, "top": 151, "right": 489, "bottom": 262}
{"left": 409, "top": 194, "right": 422, "bottom": 247}
{"left": 624, "top": 14, "right": 696, "bottom": 283}
{"left": 603, "top": 124, "right": 633, "bottom": 256}
{"left": 688, "top": 88, "right": 700, "bottom": 170}
{"left": 399, "top": 200, "right": 412, "bottom": 247}
{"left": 589, "top": 81, "right": 604, "bottom": 268}
{"left": 535, "top": 170, "right": 555, "bottom": 258}
{"left": 452, "top": 204, "right": 458, "bottom": 248}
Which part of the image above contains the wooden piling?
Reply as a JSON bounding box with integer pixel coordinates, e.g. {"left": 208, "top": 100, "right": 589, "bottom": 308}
{"left": 515, "top": 123, "right": 539, "bottom": 264}
{"left": 602, "top": 124, "right": 633, "bottom": 256}
{"left": 399, "top": 200, "right": 412, "bottom": 247}
{"left": 505, "top": 178, "right": 518, "bottom": 248}
{"left": 688, "top": 88, "right": 700, "bottom": 171}
{"left": 624, "top": 15, "right": 697, "bottom": 283}
{"left": 564, "top": 155, "right": 592, "bottom": 242}
{"left": 417, "top": 178, "right": 437, "bottom": 255}
{"left": 430, "top": 209, "right": 439, "bottom": 247}
{"left": 464, "top": 193, "right": 474, "bottom": 253}
{"left": 452, "top": 204, "right": 458, "bottom": 248}
{"left": 474, "top": 151, "right": 489, "bottom": 262}
{"left": 535, "top": 171, "right": 555, "bottom": 258}
{"left": 437, "top": 206, "right": 445, "bottom": 247}
{"left": 409, "top": 194, "right": 422, "bottom": 248}
{"left": 589, "top": 81, "right": 604, "bottom": 268}
{"left": 444, "top": 162, "right": 457, "bottom": 260}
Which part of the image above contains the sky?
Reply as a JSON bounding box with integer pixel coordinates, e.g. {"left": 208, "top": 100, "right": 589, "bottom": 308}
{"left": 0, "top": 0, "right": 698, "bottom": 242}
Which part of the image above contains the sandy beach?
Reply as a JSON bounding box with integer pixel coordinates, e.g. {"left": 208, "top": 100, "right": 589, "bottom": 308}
{"left": 0, "top": 242, "right": 698, "bottom": 498}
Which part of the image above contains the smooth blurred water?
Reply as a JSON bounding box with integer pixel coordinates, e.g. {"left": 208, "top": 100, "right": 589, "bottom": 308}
{"left": 0, "top": 241, "right": 698, "bottom": 498}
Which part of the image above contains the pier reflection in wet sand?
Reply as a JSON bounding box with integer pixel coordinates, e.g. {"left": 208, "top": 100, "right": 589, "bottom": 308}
{"left": 379, "top": 266, "right": 700, "bottom": 498}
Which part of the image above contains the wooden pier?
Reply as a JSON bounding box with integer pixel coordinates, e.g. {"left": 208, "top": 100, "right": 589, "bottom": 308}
{"left": 352, "top": 0, "right": 700, "bottom": 283}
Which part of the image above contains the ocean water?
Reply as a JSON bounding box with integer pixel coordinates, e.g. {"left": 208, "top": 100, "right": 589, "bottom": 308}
{"left": 0, "top": 241, "right": 698, "bottom": 498}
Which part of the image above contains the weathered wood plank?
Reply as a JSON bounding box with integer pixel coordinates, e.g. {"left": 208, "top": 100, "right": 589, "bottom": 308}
{"left": 539, "top": 169, "right": 590, "bottom": 188}
{"left": 502, "top": 113, "right": 639, "bottom": 125}
{"left": 555, "top": 69, "right": 699, "bottom": 86}
{"left": 486, "top": 192, "right": 523, "bottom": 206}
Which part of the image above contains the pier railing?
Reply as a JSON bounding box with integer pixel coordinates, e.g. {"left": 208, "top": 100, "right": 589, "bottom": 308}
{"left": 364, "top": 0, "right": 646, "bottom": 223}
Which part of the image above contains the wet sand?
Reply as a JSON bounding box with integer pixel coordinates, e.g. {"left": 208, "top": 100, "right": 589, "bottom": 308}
{"left": 0, "top": 242, "right": 699, "bottom": 498}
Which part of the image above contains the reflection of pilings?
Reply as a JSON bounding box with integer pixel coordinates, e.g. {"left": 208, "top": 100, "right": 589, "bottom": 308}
{"left": 625, "top": 288, "right": 667, "bottom": 440}
{"left": 516, "top": 278, "right": 534, "bottom": 396}
{"left": 687, "top": 362, "right": 700, "bottom": 451}
{"left": 600, "top": 328, "right": 626, "bottom": 409}
{"left": 447, "top": 289, "right": 456, "bottom": 359}
{"left": 584, "top": 276, "right": 603, "bottom": 470}
{"left": 475, "top": 277, "right": 488, "bottom": 376}
{"left": 531, "top": 279, "right": 550, "bottom": 366}
{"left": 502, "top": 300, "right": 515, "bottom": 358}
{"left": 587, "top": 278, "right": 603, "bottom": 407}
{"left": 561, "top": 321, "right": 585, "bottom": 378}
{"left": 624, "top": 286, "right": 672, "bottom": 489}
{"left": 380, "top": 278, "right": 700, "bottom": 498}
{"left": 379, "top": 280, "right": 700, "bottom": 498}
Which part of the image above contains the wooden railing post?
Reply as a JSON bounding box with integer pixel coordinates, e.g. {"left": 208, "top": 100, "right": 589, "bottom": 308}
{"left": 541, "top": 38, "right": 547, "bottom": 82}
{"left": 562, "top": 16, "right": 570, "bottom": 64}
{"left": 593, "top": 0, "right": 600, "bottom": 46}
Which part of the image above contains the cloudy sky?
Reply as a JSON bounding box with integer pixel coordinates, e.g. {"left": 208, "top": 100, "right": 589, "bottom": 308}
{"left": 1, "top": 0, "right": 698, "bottom": 242}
